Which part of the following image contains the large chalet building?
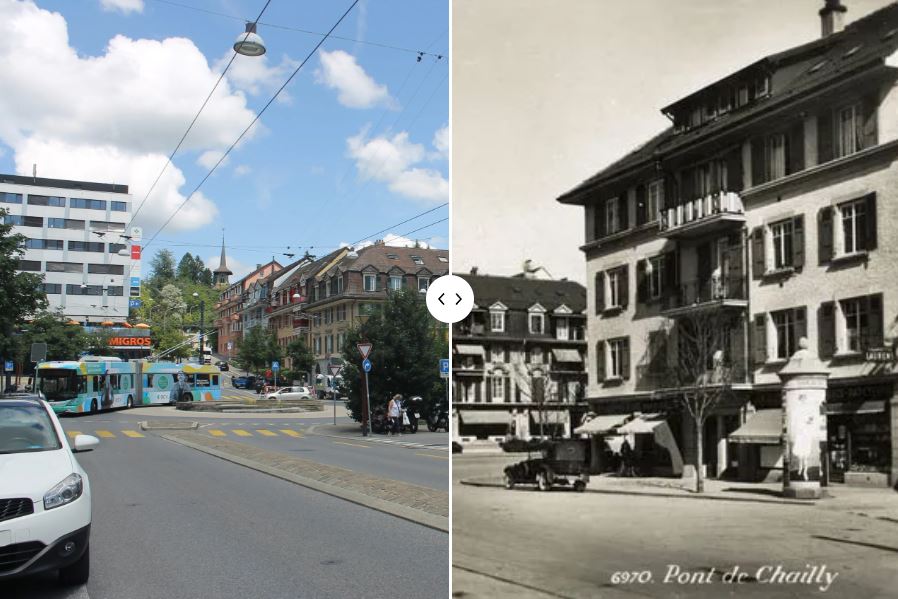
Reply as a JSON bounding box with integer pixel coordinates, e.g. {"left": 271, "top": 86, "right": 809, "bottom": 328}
{"left": 558, "top": 1, "right": 898, "bottom": 487}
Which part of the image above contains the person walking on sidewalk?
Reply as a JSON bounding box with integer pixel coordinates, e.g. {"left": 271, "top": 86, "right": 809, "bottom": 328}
{"left": 388, "top": 394, "right": 402, "bottom": 436}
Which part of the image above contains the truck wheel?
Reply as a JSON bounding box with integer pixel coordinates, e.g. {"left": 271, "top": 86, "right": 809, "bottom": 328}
{"left": 58, "top": 545, "right": 89, "bottom": 585}
{"left": 504, "top": 473, "right": 515, "bottom": 490}
{"left": 573, "top": 480, "right": 586, "bottom": 493}
{"left": 537, "top": 471, "right": 552, "bottom": 492}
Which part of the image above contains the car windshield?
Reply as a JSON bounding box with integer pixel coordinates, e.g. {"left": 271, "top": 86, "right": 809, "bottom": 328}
{"left": 37, "top": 369, "right": 84, "bottom": 401}
{"left": 0, "top": 403, "right": 62, "bottom": 453}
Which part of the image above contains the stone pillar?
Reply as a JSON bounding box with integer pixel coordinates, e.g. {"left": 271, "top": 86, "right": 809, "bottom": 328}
{"left": 778, "top": 338, "right": 830, "bottom": 499}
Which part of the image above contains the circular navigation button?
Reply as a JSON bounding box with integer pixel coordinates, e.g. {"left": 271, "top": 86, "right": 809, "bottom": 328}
{"left": 426, "top": 275, "right": 474, "bottom": 324}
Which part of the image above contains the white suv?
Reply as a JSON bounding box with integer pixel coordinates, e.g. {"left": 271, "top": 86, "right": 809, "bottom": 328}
{"left": 0, "top": 397, "right": 98, "bottom": 585}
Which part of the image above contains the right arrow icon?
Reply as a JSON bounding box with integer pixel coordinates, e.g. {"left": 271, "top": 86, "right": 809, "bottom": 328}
{"left": 455, "top": 293, "right": 462, "bottom": 305}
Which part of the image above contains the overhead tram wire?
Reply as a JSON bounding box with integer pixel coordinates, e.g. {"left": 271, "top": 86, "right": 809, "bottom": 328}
{"left": 141, "top": 0, "right": 361, "bottom": 252}
{"left": 146, "top": 0, "right": 443, "bottom": 60}
{"left": 125, "top": 0, "right": 274, "bottom": 232}
{"left": 349, "top": 203, "right": 447, "bottom": 247}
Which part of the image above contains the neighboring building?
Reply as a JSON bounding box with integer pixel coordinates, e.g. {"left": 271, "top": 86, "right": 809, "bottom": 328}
{"left": 452, "top": 269, "right": 588, "bottom": 446}
{"left": 0, "top": 174, "right": 132, "bottom": 323}
{"left": 214, "top": 259, "right": 282, "bottom": 358}
{"left": 557, "top": 1, "right": 898, "bottom": 486}
{"left": 302, "top": 243, "right": 450, "bottom": 375}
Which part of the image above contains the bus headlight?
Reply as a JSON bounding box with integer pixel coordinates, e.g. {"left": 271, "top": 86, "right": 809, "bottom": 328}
{"left": 44, "top": 474, "right": 83, "bottom": 510}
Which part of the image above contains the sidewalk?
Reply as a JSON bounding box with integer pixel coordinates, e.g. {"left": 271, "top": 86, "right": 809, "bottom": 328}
{"left": 309, "top": 423, "right": 449, "bottom": 450}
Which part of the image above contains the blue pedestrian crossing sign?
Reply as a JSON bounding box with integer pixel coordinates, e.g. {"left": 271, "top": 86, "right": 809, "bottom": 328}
{"left": 362, "top": 358, "right": 372, "bottom": 373}
{"left": 4, "top": 360, "right": 12, "bottom": 371}
{"left": 271, "top": 361, "right": 280, "bottom": 371}
{"left": 439, "top": 358, "right": 449, "bottom": 378}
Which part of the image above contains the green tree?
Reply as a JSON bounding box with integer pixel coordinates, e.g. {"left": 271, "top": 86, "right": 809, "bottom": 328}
{"left": 0, "top": 208, "right": 48, "bottom": 359}
{"left": 147, "top": 249, "right": 176, "bottom": 291}
{"left": 236, "top": 326, "right": 282, "bottom": 375}
{"left": 286, "top": 337, "right": 315, "bottom": 382}
{"left": 340, "top": 289, "right": 446, "bottom": 422}
{"left": 20, "top": 312, "right": 89, "bottom": 361}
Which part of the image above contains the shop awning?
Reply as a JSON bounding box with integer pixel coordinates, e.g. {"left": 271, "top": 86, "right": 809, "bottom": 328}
{"left": 455, "top": 344, "right": 485, "bottom": 357}
{"left": 827, "top": 400, "right": 886, "bottom": 415}
{"left": 459, "top": 410, "right": 510, "bottom": 425}
{"left": 617, "top": 413, "right": 664, "bottom": 434}
{"left": 574, "top": 414, "right": 628, "bottom": 435}
{"left": 551, "top": 348, "right": 582, "bottom": 363}
{"left": 729, "top": 409, "right": 782, "bottom": 444}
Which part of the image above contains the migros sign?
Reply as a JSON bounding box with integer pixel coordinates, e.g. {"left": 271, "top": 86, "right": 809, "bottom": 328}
{"left": 108, "top": 336, "right": 152, "bottom": 347}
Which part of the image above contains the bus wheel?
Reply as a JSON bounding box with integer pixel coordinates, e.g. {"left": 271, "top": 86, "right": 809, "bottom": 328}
{"left": 126, "top": 395, "right": 133, "bottom": 409}
{"left": 90, "top": 399, "right": 98, "bottom": 414}
{"left": 182, "top": 393, "right": 193, "bottom": 403}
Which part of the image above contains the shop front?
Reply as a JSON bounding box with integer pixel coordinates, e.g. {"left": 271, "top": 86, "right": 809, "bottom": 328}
{"left": 826, "top": 382, "right": 893, "bottom": 487}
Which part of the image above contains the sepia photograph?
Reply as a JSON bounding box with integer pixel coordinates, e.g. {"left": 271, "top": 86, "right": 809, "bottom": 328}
{"left": 452, "top": 1, "right": 898, "bottom": 597}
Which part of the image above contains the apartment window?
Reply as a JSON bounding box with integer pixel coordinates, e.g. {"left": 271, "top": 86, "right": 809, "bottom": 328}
{"left": 840, "top": 198, "right": 867, "bottom": 254}
{"left": 363, "top": 274, "right": 377, "bottom": 291}
{"left": 490, "top": 310, "right": 505, "bottom": 332}
{"left": 648, "top": 256, "right": 664, "bottom": 300}
{"left": 529, "top": 313, "right": 544, "bottom": 334}
{"left": 66, "top": 284, "right": 103, "bottom": 296}
{"left": 71, "top": 198, "right": 107, "bottom": 210}
{"left": 772, "top": 308, "right": 805, "bottom": 360}
{"left": 41, "top": 283, "right": 62, "bottom": 294}
{"left": 90, "top": 221, "right": 126, "bottom": 232}
{"left": 18, "top": 260, "right": 41, "bottom": 271}
{"left": 389, "top": 275, "right": 403, "bottom": 290}
{"left": 417, "top": 277, "right": 430, "bottom": 292}
{"left": 438, "top": 256, "right": 448, "bottom": 263}
{"left": 843, "top": 297, "right": 869, "bottom": 353}
{"left": 491, "top": 376, "right": 505, "bottom": 401}
{"left": 530, "top": 347, "right": 543, "bottom": 364}
{"left": 337, "top": 304, "right": 347, "bottom": 321}
{"left": 90, "top": 263, "right": 126, "bottom": 275}
{"left": 48, "top": 218, "right": 85, "bottom": 230}
{"left": 411, "top": 255, "right": 424, "bottom": 265}
{"left": 607, "top": 338, "right": 630, "bottom": 380}
{"left": 46, "top": 261, "right": 83, "bottom": 273}
{"left": 605, "top": 197, "right": 620, "bottom": 235}
{"left": 555, "top": 317, "right": 568, "bottom": 341}
{"left": 106, "top": 286, "right": 124, "bottom": 297}
{"left": 337, "top": 276, "right": 344, "bottom": 294}
{"left": 386, "top": 253, "right": 398, "bottom": 260}
{"left": 646, "top": 180, "right": 663, "bottom": 223}
{"left": 68, "top": 241, "right": 105, "bottom": 252}
{"left": 26, "top": 239, "right": 63, "bottom": 250}
{"left": 765, "top": 133, "right": 786, "bottom": 181}
{"left": 0, "top": 192, "right": 22, "bottom": 204}
{"left": 111, "top": 201, "right": 128, "bottom": 212}
{"left": 770, "top": 219, "right": 794, "bottom": 269}
{"left": 27, "top": 195, "right": 65, "bottom": 207}
{"left": 835, "top": 104, "right": 859, "bottom": 158}
{"left": 607, "top": 266, "right": 628, "bottom": 309}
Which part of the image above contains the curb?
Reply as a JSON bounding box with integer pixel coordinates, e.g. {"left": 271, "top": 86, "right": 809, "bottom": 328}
{"left": 459, "top": 478, "right": 815, "bottom": 506}
{"left": 160, "top": 433, "right": 449, "bottom": 533}
{"left": 139, "top": 420, "right": 198, "bottom": 431}
{"left": 306, "top": 424, "right": 448, "bottom": 451}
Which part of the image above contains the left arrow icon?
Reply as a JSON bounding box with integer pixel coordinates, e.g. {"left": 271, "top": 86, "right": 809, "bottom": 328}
{"left": 438, "top": 293, "right": 445, "bottom": 305}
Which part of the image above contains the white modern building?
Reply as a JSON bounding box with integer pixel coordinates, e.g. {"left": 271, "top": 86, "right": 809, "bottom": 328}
{"left": 0, "top": 174, "right": 132, "bottom": 323}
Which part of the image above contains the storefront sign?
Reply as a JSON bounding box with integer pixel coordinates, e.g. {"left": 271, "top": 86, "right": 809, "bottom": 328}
{"left": 864, "top": 347, "right": 895, "bottom": 363}
{"left": 108, "top": 336, "right": 152, "bottom": 347}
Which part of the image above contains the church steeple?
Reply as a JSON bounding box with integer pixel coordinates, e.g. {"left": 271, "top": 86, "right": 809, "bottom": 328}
{"left": 213, "top": 235, "right": 232, "bottom": 287}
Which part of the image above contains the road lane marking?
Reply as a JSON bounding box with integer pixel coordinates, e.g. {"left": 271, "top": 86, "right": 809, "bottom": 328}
{"left": 232, "top": 429, "right": 252, "bottom": 437}
{"left": 279, "top": 429, "right": 301, "bottom": 437}
{"left": 208, "top": 430, "right": 227, "bottom": 437}
{"left": 256, "top": 429, "right": 277, "bottom": 437}
{"left": 415, "top": 452, "right": 449, "bottom": 460}
{"left": 95, "top": 430, "right": 116, "bottom": 438}
{"left": 66, "top": 431, "right": 83, "bottom": 438}
{"left": 333, "top": 440, "right": 369, "bottom": 449}
{"left": 122, "top": 430, "right": 144, "bottom": 438}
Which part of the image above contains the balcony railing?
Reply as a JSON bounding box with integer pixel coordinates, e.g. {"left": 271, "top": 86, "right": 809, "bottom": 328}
{"left": 637, "top": 362, "right": 749, "bottom": 389}
{"left": 455, "top": 323, "right": 486, "bottom": 336}
{"left": 661, "top": 277, "right": 747, "bottom": 313}
{"left": 660, "top": 191, "right": 744, "bottom": 238}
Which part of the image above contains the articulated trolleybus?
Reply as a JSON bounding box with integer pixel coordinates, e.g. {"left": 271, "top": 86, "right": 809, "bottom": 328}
{"left": 36, "top": 357, "right": 222, "bottom": 414}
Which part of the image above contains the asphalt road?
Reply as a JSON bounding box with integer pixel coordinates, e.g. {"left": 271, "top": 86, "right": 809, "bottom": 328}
{"left": 1, "top": 415, "right": 448, "bottom": 599}
{"left": 452, "top": 454, "right": 898, "bottom": 599}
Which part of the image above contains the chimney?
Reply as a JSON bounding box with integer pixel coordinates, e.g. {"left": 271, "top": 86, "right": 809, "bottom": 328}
{"left": 820, "top": 0, "right": 847, "bottom": 37}
{"left": 470, "top": 266, "right": 479, "bottom": 275}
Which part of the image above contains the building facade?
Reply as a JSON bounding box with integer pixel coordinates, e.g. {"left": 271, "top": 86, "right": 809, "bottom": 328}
{"left": 558, "top": 1, "right": 898, "bottom": 486}
{"left": 214, "top": 259, "right": 281, "bottom": 359}
{"left": 1, "top": 174, "right": 132, "bottom": 323}
{"left": 452, "top": 270, "right": 588, "bottom": 446}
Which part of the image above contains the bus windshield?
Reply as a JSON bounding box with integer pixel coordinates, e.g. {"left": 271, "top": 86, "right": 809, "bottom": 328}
{"left": 38, "top": 369, "right": 84, "bottom": 401}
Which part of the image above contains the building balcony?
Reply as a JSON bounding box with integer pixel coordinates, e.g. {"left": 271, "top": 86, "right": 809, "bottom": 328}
{"left": 636, "top": 362, "right": 749, "bottom": 389}
{"left": 660, "top": 191, "right": 744, "bottom": 239}
{"left": 455, "top": 323, "right": 486, "bottom": 336}
{"left": 660, "top": 277, "right": 747, "bottom": 316}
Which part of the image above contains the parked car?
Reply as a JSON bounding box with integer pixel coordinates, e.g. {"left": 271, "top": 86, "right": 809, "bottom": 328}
{"left": 218, "top": 362, "right": 229, "bottom": 372}
{"left": 266, "top": 386, "right": 313, "bottom": 401}
{"left": 232, "top": 376, "right": 248, "bottom": 388}
{"left": 0, "top": 397, "right": 99, "bottom": 585}
{"left": 452, "top": 441, "right": 463, "bottom": 454}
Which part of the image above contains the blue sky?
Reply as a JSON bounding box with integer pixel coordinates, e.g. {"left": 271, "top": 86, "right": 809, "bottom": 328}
{"left": 0, "top": 0, "right": 448, "bottom": 279}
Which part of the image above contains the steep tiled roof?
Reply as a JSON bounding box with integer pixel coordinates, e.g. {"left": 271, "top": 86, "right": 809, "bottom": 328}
{"left": 459, "top": 273, "right": 586, "bottom": 313}
{"left": 558, "top": 2, "right": 898, "bottom": 204}
{"left": 333, "top": 244, "right": 449, "bottom": 275}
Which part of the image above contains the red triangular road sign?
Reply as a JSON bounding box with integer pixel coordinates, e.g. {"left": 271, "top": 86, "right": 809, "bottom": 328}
{"left": 357, "top": 342, "right": 373, "bottom": 359}
{"left": 329, "top": 365, "right": 342, "bottom": 376}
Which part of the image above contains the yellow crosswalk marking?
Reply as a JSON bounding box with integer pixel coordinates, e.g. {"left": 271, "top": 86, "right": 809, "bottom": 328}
{"left": 232, "top": 429, "right": 252, "bottom": 437}
{"left": 256, "top": 429, "right": 277, "bottom": 437}
{"left": 66, "top": 431, "right": 82, "bottom": 438}
{"left": 208, "top": 429, "right": 227, "bottom": 437}
{"left": 279, "top": 429, "right": 301, "bottom": 438}
{"left": 122, "top": 430, "right": 144, "bottom": 438}
{"left": 95, "top": 430, "right": 115, "bottom": 438}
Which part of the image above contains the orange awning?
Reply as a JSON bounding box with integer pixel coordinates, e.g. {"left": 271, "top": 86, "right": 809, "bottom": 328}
{"left": 134, "top": 323, "right": 150, "bottom": 329}
{"left": 100, "top": 320, "right": 115, "bottom": 326}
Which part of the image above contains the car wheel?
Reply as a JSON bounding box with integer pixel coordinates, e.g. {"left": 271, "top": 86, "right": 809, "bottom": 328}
{"left": 58, "top": 545, "right": 89, "bottom": 585}
{"left": 573, "top": 480, "right": 586, "bottom": 493}
{"left": 427, "top": 421, "right": 437, "bottom": 432}
{"left": 504, "top": 473, "right": 515, "bottom": 490}
{"left": 537, "top": 471, "right": 552, "bottom": 492}
{"left": 90, "top": 399, "right": 98, "bottom": 414}
{"left": 126, "top": 395, "right": 133, "bottom": 409}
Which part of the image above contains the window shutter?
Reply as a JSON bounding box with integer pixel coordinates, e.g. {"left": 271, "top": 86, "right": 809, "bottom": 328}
{"left": 726, "top": 147, "right": 743, "bottom": 192}
{"left": 619, "top": 265, "right": 629, "bottom": 309}
{"left": 663, "top": 174, "right": 678, "bottom": 209}
{"left": 792, "top": 215, "right": 805, "bottom": 269}
{"left": 664, "top": 251, "right": 678, "bottom": 294}
{"left": 594, "top": 271, "right": 605, "bottom": 314}
{"left": 868, "top": 294, "right": 884, "bottom": 349}
{"left": 637, "top": 260, "right": 648, "bottom": 303}
{"left": 635, "top": 184, "right": 647, "bottom": 226}
{"left": 621, "top": 338, "right": 630, "bottom": 380}
{"left": 753, "top": 314, "right": 767, "bottom": 364}
{"left": 787, "top": 120, "right": 805, "bottom": 175}
{"left": 861, "top": 94, "right": 878, "bottom": 149}
{"left": 864, "top": 192, "right": 877, "bottom": 251}
{"left": 595, "top": 341, "right": 605, "bottom": 383}
{"left": 726, "top": 234, "right": 744, "bottom": 298}
{"left": 751, "top": 138, "right": 766, "bottom": 186}
{"left": 504, "top": 377, "right": 511, "bottom": 402}
{"left": 619, "top": 192, "right": 630, "bottom": 230}
{"left": 817, "top": 109, "right": 834, "bottom": 164}
{"left": 818, "top": 302, "right": 835, "bottom": 358}
{"left": 818, "top": 206, "right": 834, "bottom": 263}
{"left": 795, "top": 307, "right": 807, "bottom": 345}
{"left": 486, "top": 377, "right": 492, "bottom": 402}
{"left": 751, "top": 227, "right": 765, "bottom": 279}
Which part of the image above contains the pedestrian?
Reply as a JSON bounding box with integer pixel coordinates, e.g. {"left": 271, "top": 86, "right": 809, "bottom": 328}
{"left": 388, "top": 394, "right": 402, "bottom": 436}
{"left": 621, "top": 438, "right": 634, "bottom": 477}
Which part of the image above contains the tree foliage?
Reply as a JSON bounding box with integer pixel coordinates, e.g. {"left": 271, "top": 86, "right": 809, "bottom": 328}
{"left": 340, "top": 289, "right": 448, "bottom": 422}
{"left": 236, "top": 326, "right": 282, "bottom": 375}
{"left": 0, "top": 208, "right": 48, "bottom": 359}
{"left": 286, "top": 337, "right": 315, "bottom": 380}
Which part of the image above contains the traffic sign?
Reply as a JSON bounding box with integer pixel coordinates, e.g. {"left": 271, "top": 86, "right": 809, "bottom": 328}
{"left": 129, "top": 299, "right": 142, "bottom": 309}
{"left": 329, "top": 364, "right": 342, "bottom": 377}
{"left": 30, "top": 343, "right": 47, "bottom": 363}
{"left": 4, "top": 360, "right": 13, "bottom": 371}
{"left": 226, "top": 342, "right": 233, "bottom": 351}
{"left": 357, "top": 342, "right": 373, "bottom": 359}
{"left": 362, "top": 358, "right": 372, "bottom": 373}
{"left": 272, "top": 361, "right": 280, "bottom": 371}
{"left": 130, "top": 276, "right": 141, "bottom": 288}
{"left": 440, "top": 358, "right": 449, "bottom": 378}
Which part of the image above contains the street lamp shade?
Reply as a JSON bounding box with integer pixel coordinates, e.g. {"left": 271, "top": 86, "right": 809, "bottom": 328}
{"left": 234, "top": 22, "right": 266, "bottom": 57}
{"left": 192, "top": 292, "right": 199, "bottom": 298}
{"left": 292, "top": 293, "right": 301, "bottom": 301}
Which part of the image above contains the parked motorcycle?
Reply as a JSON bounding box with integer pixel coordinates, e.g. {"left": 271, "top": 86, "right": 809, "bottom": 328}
{"left": 370, "top": 406, "right": 390, "bottom": 434}
{"left": 427, "top": 407, "right": 449, "bottom": 432}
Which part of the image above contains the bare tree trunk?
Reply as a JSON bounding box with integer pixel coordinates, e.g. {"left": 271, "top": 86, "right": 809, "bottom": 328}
{"left": 695, "top": 419, "right": 704, "bottom": 493}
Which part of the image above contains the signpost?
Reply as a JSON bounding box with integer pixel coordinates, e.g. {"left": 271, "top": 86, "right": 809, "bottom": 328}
{"left": 329, "top": 364, "right": 342, "bottom": 425}
{"left": 272, "top": 360, "right": 280, "bottom": 390}
{"left": 357, "top": 342, "right": 373, "bottom": 436}
{"left": 440, "top": 358, "right": 450, "bottom": 427}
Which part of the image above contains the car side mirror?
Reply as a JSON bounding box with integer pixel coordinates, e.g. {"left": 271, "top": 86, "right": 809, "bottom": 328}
{"left": 72, "top": 434, "right": 99, "bottom": 453}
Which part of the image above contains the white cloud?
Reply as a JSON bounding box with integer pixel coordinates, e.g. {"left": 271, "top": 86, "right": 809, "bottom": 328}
{"left": 315, "top": 49, "right": 393, "bottom": 109}
{"left": 233, "top": 164, "right": 251, "bottom": 176}
{"left": 213, "top": 51, "right": 299, "bottom": 101}
{"left": 0, "top": 1, "right": 259, "bottom": 232}
{"left": 347, "top": 128, "right": 449, "bottom": 202}
{"left": 197, "top": 150, "right": 228, "bottom": 170}
{"left": 340, "top": 234, "right": 432, "bottom": 250}
{"left": 432, "top": 124, "right": 449, "bottom": 158}
{"left": 205, "top": 254, "right": 253, "bottom": 281}
{"left": 100, "top": 0, "right": 143, "bottom": 14}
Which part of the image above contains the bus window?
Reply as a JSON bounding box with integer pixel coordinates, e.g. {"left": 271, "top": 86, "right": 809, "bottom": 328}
{"left": 92, "top": 376, "right": 99, "bottom": 392}
{"left": 146, "top": 374, "right": 154, "bottom": 388}
{"left": 195, "top": 374, "right": 211, "bottom": 387}
{"left": 78, "top": 377, "right": 87, "bottom": 394}
{"left": 212, "top": 375, "right": 219, "bottom": 387}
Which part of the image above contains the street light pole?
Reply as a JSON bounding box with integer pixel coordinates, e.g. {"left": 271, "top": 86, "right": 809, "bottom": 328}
{"left": 193, "top": 292, "right": 205, "bottom": 363}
